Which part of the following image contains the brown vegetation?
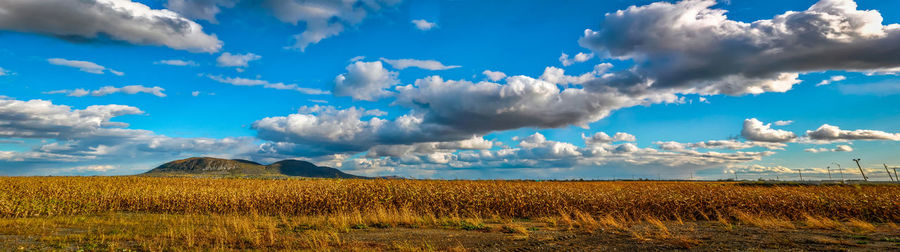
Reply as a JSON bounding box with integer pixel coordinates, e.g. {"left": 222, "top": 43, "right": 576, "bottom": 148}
{"left": 2, "top": 177, "right": 900, "bottom": 250}
{"left": 2, "top": 177, "right": 899, "bottom": 221}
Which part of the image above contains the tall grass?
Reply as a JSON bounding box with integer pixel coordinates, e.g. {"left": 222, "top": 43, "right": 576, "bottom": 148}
{"left": 1, "top": 177, "right": 899, "bottom": 222}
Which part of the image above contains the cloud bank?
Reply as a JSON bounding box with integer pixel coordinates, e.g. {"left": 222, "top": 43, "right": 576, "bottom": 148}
{"left": 0, "top": 0, "right": 222, "bottom": 53}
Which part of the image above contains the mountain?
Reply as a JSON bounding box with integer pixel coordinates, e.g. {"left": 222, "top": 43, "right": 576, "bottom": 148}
{"left": 266, "top": 160, "right": 364, "bottom": 178}
{"left": 145, "top": 157, "right": 364, "bottom": 178}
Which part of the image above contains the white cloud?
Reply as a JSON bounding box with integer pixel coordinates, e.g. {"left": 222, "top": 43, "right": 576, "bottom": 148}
{"left": 773, "top": 120, "right": 794, "bottom": 126}
{"left": 0, "top": 0, "right": 221, "bottom": 53}
{"left": 0, "top": 97, "right": 257, "bottom": 174}
{"left": 155, "top": 59, "right": 198, "bottom": 66}
{"left": 835, "top": 145, "right": 854, "bottom": 152}
{"left": 191, "top": 91, "right": 201, "bottom": 96}
{"left": 0, "top": 67, "right": 8, "bottom": 76}
{"left": 817, "top": 75, "right": 846, "bottom": 86}
{"left": 411, "top": 19, "right": 437, "bottom": 31}
{"left": 0, "top": 98, "right": 143, "bottom": 139}
{"left": 379, "top": 58, "right": 460, "bottom": 70}
{"left": 808, "top": 145, "right": 854, "bottom": 153}
{"left": 804, "top": 147, "right": 829, "bottom": 153}
{"left": 45, "top": 85, "right": 167, "bottom": 97}
{"left": 257, "top": 73, "right": 681, "bottom": 157}
{"left": 578, "top": 0, "right": 900, "bottom": 96}
{"left": 47, "top": 58, "right": 122, "bottom": 75}
{"left": 656, "top": 139, "right": 786, "bottom": 151}
{"left": 366, "top": 136, "right": 494, "bottom": 159}
{"left": 253, "top": 105, "right": 405, "bottom": 155}
{"left": 165, "top": 0, "right": 237, "bottom": 23}
{"left": 216, "top": 52, "right": 261, "bottom": 67}
{"left": 267, "top": 0, "right": 403, "bottom": 51}
{"left": 250, "top": 1, "right": 900, "bottom": 172}
{"left": 540, "top": 63, "right": 613, "bottom": 85}
{"left": 741, "top": 118, "right": 797, "bottom": 143}
{"left": 207, "top": 75, "right": 330, "bottom": 95}
{"left": 482, "top": 70, "right": 507, "bottom": 81}
{"left": 726, "top": 164, "right": 794, "bottom": 175}
{"left": 807, "top": 124, "right": 900, "bottom": 141}
{"left": 333, "top": 61, "right": 399, "bottom": 101}
{"left": 583, "top": 132, "right": 635, "bottom": 145}
{"left": 558, "top": 52, "right": 594, "bottom": 66}
{"left": 349, "top": 56, "right": 366, "bottom": 62}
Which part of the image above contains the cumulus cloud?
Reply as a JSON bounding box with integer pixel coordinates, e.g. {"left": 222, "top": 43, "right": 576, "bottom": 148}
{"left": 216, "top": 52, "right": 261, "bottom": 67}
{"left": 0, "top": 0, "right": 221, "bottom": 53}
{"left": 333, "top": 61, "right": 399, "bottom": 101}
{"left": 250, "top": 0, "right": 900, "bottom": 173}
{"left": 655, "top": 139, "right": 787, "bottom": 151}
{"left": 258, "top": 73, "right": 680, "bottom": 157}
{"left": 834, "top": 145, "right": 854, "bottom": 152}
{"left": 155, "top": 59, "right": 197, "bottom": 66}
{"left": 395, "top": 75, "right": 678, "bottom": 134}
{"left": 741, "top": 118, "right": 797, "bottom": 142}
{"left": 0, "top": 97, "right": 256, "bottom": 174}
{"left": 253, "top": 105, "right": 413, "bottom": 155}
{"left": 47, "top": 58, "right": 123, "bottom": 75}
{"left": 411, "top": 19, "right": 437, "bottom": 31}
{"left": 165, "top": 0, "right": 237, "bottom": 23}
{"left": 558, "top": 52, "right": 594, "bottom": 66}
{"left": 774, "top": 120, "right": 794, "bottom": 126}
{"left": 726, "top": 164, "right": 794, "bottom": 175}
{"left": 805, "top": 145, "right": 854, "bottom": 153}
{"left": 583, "top": 132, "right": 635, "bottom": 145}
{"left": 0, "top": 98, "right": 143, "bottom": 139}
{"left": 807, "top": 124, "right": 900, "bottom": 141}
{"left": 482, "top": 70, "right": 507, "bottom": 81}
{"left": 578, "top": 0, "right": 900, "bottom": 96}
{"left": 366, "top": 136, "right": 494, "bottom": 160}
{"left": 540, "top": 63, "right": 613, "bottom": 85}
{"left": 349, "top": 56, "right": 366, "bottom": 62}
{"left": 266, "top": 0, "right": 403, "bottom": 51}
{"left": 379, "top": 58, "right": 460, "bottom": 70}
{"left": 0, "top": 67, "right": 8, "bottom": 76}
{"left": 817, "top": 75, "right": 846, "bottom": 86}
{"left": 207, "top": 75, "right": 330, "bottom": 95}
{"left": 348, "top": 131, "right": 775, "bottom": 178}
{"left": 45, "top": 85, "right": 167, "bottom": 97}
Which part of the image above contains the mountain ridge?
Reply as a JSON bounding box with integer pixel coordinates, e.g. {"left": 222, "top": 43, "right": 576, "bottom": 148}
{"left": 145, "top": 157, "right": 365, "bottom": 178}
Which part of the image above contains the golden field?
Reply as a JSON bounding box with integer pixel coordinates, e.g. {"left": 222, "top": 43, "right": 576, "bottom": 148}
{"left": 3, "top": 177, "right": 900, "bottom": 250}
{"left": 1, "top": 177, "right": 899, "bottom": 220}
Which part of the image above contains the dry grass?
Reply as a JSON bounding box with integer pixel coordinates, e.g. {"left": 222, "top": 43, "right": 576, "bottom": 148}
{"left": 2, "top": 177, "right": 900, "bottom": 250}
{"left": 803, "top": 215, "right": 847, "bottom": 231}
{"left": 847, "top": 218, "right": 877, "bottom": 232}
{"left": 730, "top": 210, "right": 795, "bottom": 229}
{"left": 2, "top": 177, "right": 900, "bottom": 222}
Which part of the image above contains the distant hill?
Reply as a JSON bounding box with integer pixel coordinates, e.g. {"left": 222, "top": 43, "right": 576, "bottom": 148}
{"left": 145, "top": 157, "right": 365, "bottom": 178}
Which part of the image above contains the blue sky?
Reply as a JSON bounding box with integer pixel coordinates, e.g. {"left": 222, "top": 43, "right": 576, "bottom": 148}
{"left": 1, "top": 0, "right": 899, "bottom": 180}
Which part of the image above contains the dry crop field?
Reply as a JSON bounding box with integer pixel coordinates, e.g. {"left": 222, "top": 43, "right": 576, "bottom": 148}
{"left": 2, "top": 177, "right": 900, "bottom": 250}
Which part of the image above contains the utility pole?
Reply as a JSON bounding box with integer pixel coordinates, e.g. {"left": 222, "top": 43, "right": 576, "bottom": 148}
{"left": 853, "top": 158, "right": 868, "bottom": 181}
{"left": 826, "top": 166, "right": 833, "bottom": 180}
{"left": 885, "top": 164, "right": 896, "bottom": 182}
{"left": 798, "top": 169, "right": 803, "bottom": 181}
{"left": 894, "top": 167, "right": 899, "bottom": 184}
{"left": 832, "top": 162, "right": 845, "bottom": 182}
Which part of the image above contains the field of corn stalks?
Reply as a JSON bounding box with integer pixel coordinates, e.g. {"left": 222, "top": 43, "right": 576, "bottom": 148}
{"left": 2, "top": 177, "right": 899, "bottom": 222}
